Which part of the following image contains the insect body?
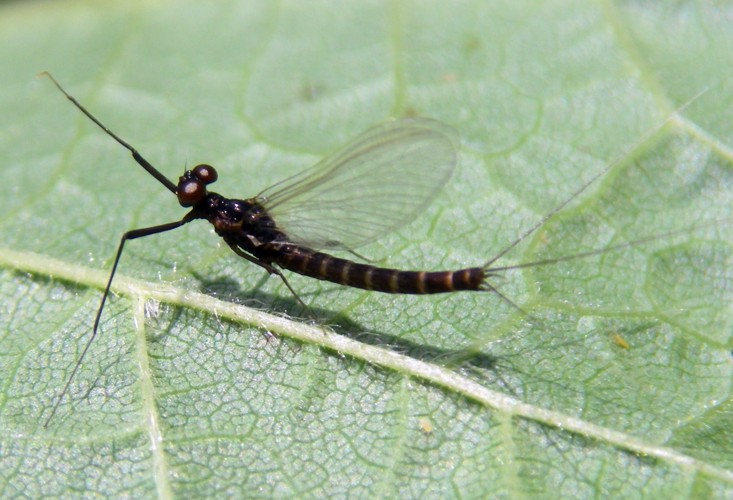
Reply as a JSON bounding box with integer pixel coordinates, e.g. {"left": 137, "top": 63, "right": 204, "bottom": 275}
{"left": 42, "top": 73, "right": 691, "bottom": 426}
{"left": 42, "top": 74, "right": 497, "bottom": 425}
{"left": 181, "top": 163, "right": 485, "bottom": 295}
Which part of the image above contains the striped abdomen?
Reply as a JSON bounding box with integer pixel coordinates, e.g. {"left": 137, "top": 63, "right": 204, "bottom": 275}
{"left": 272, "top": 245, "right": 484, "bottom": 294}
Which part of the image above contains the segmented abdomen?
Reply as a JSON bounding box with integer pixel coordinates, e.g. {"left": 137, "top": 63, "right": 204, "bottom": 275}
{"left": 272, "top": 245, "right": 484, "bottom": 294}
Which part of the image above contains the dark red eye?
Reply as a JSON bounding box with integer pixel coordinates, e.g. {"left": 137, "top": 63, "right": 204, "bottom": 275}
{"left": 177, "top": 179, "right": 205, "bottom": 207}
{"left": 193, "top": 164, "right": 218, "bottom": 184}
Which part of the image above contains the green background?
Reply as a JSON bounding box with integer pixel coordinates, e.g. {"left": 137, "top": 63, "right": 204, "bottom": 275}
{"left": 1, "top": 0, "right": 732, "bottom": 497}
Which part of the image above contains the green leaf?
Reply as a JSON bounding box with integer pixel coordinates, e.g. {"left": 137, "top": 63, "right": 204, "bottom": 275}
{"left": 1, "top": 0, "right": 732, "bottom": 497}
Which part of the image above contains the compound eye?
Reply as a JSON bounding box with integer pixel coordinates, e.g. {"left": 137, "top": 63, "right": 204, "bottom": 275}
{"left": 177, "top": 179, "right": 205, "bottom": 207}
{"left": 193, "top": 164, "right": 218, "bottom": 184}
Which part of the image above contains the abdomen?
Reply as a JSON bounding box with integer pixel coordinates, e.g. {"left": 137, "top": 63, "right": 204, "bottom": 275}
{"left": 272, "top": 245, "right": 484, "bottom": 294}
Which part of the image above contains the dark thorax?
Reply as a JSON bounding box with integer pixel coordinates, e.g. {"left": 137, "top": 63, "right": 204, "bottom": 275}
{"left": 194, "top": 193, "right": 287, "bottom": 255}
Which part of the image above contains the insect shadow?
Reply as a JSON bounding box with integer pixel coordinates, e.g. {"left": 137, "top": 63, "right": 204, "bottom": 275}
{"left": 189, "top": 269, "right": 501, "bottom": 372}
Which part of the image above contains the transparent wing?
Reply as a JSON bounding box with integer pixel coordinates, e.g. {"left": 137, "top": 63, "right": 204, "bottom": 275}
{"left": 256, "top": 118, "right": 459, "bottom": 250}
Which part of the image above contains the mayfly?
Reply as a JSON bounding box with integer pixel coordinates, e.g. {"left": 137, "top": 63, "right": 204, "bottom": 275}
{"left": 41, "top": 73, "right": 696, "bottom": 426}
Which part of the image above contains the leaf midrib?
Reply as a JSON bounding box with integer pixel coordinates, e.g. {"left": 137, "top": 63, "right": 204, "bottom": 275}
{"left": 2, "top": 246, "right": 730, "bottom": 483}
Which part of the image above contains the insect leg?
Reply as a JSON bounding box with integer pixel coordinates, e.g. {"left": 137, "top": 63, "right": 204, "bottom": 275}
{"left": 44, "top": 218, "right": 192, "bottom": 428}
{"left": 42, "top": 72, "right": 177, "bottom": 194}
{"left": 226, "top": 244, "right": 318, "bottom": 321}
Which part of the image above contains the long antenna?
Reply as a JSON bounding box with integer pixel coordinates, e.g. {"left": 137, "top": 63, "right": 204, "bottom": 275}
{"left": 40, "top": 72, "right": 178, "bottom": 194}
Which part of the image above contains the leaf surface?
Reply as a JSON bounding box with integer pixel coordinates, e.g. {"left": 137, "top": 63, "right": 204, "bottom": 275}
{"left": 0, "top": 0, "right": 731, "bottom": 497}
